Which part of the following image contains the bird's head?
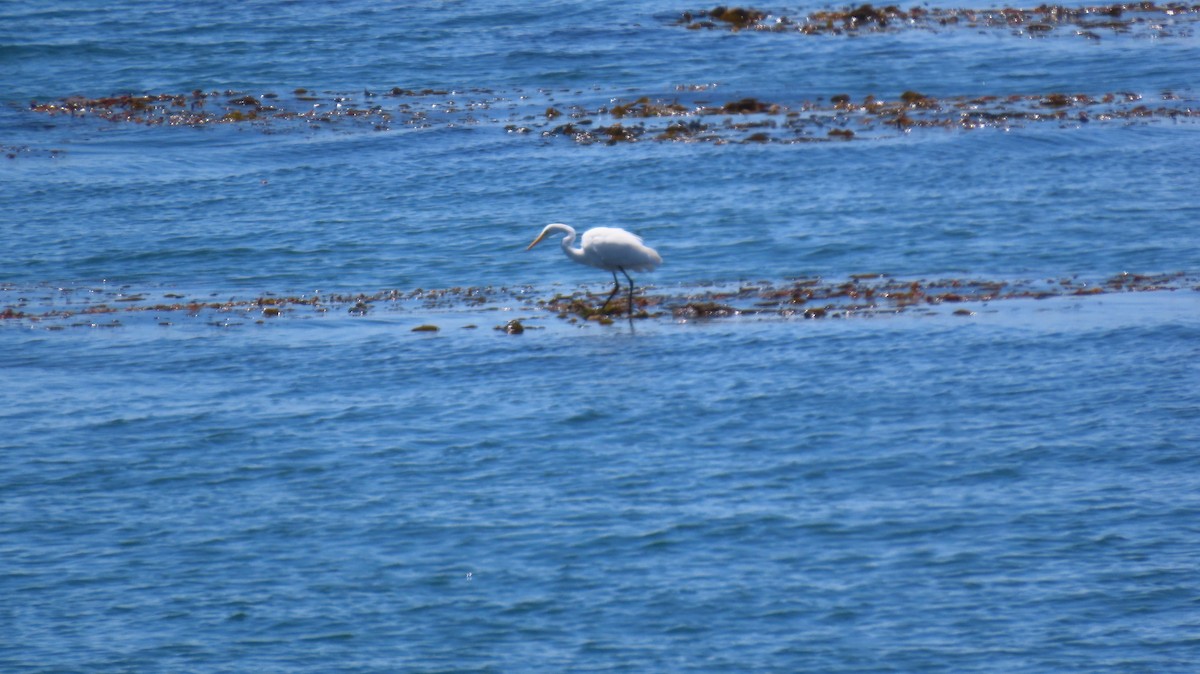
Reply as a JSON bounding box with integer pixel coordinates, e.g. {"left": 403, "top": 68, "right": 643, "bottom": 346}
{"left": 526, "top": 223, "right": 571, "bottom": 250}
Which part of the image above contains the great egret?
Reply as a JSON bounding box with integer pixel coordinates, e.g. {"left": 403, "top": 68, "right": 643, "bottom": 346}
{"left": 526, "top": 223, "right": 662, "bottom": 317}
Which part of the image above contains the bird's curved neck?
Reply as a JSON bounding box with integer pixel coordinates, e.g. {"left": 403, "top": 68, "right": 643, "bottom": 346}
{"left": 555, "top": 225, "right": 586, "bottom": 262}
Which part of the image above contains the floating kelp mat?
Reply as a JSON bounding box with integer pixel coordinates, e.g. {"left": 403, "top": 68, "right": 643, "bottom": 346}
{"left": 22, "top": 87, "right": 501, "bottom": 134}
{"left": 3, "top": 272, "right": 1196, "bottom": 332}
{"left": 678, "top": 3, "right": 1200, "bottom": 39}
{"left": 532, "top": 89, "right": 1199, "bottom": 145}
{"left": 15, "top": 85, "right": 1200, "bottom": 150}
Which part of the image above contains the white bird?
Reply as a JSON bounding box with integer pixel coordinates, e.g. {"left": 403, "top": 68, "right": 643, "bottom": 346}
{"left": 526, "top": 223, "right": 662, "bottom": 316}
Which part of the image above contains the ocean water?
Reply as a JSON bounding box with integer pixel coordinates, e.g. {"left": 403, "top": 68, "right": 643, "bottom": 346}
{"left": 3, "top": 1, "right": 1200, "bottom": 672}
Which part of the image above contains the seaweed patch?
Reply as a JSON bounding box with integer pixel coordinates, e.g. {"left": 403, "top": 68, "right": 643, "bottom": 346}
{"left": 22, "top": 86, "right": 1199, "bottom": 145}
{"left": 27, "top": 90, "right": 396, "bottom": 131}
{"left": 3, "top": 273, "right": 1195, "bottom": 331}
{"left": 534, "top": 89, "right": 1199, "bottom": 145}
{"left": 677, "top": 3, "right": 1200, "bottom": 39}
{"left": 3, "top": 144, "right": 65, "bottom": 160}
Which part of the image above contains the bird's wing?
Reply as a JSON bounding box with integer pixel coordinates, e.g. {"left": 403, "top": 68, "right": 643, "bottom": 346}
{"left": 581, "top": 227, "right": 643, "bottom": 247}
{"left": 581, "top": 228, "right": 661, "bottom": 272}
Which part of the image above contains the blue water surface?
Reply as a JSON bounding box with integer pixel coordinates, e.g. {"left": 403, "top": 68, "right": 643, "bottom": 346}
{"left": 3, "top": 2, "right": 1199, "bottom": 672}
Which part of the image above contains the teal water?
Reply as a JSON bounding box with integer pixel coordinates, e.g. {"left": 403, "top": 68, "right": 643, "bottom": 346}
{"left": 3, "top": 2, "right": 1200, "bottom": 672}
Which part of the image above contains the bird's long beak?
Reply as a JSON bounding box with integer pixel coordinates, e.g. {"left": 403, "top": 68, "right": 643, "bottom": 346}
{"left": 526, "top": 232, "right": 549, "bottom": 251}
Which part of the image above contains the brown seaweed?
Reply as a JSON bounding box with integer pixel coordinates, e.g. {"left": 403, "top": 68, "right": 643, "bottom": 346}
{"left": 677, "top": 3, "right": 1200, "bottom": 38}
{"left": 2, "top": 273, "right": 1196, "bottom": 331}
{"left": 24, "top": 85, "right": 1199, "bottom": 147}
{"left": 535, "top": 89, "right": 1199, "bottom": 145}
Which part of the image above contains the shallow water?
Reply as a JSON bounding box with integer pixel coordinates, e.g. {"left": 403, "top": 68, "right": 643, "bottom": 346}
{"left": 3, "top": 2, "right": 1200, "bottom": 672}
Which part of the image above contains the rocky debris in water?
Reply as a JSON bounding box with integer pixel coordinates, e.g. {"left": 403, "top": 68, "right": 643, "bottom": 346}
{"left": 411, "top": 324, "right": 440, "bottom": 332}
{"left": 676, "top": 3, "right": 1200, "bottom": 38}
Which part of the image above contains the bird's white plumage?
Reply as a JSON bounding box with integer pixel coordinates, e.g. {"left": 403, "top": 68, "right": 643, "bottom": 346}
{"left": 577, "top": 227, "right": 661, "bottom": 272}
{"left": 525, "top": 222, "right": 662, "bottom": 316}
{"left": 526, "top": 223, "right": 661, "bottom": 273}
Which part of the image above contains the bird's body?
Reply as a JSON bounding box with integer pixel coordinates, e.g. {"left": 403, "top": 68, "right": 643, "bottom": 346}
{"left": 526, "top": 223, "right": 661, "bottom": 316}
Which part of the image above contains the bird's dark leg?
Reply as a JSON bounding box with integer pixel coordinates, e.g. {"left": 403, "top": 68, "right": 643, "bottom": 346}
{"left": 601, "top": 269, "right": 621, "bottom": 314}
{"left": 621, "top": 267, "right": 636, "bottom": 318}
